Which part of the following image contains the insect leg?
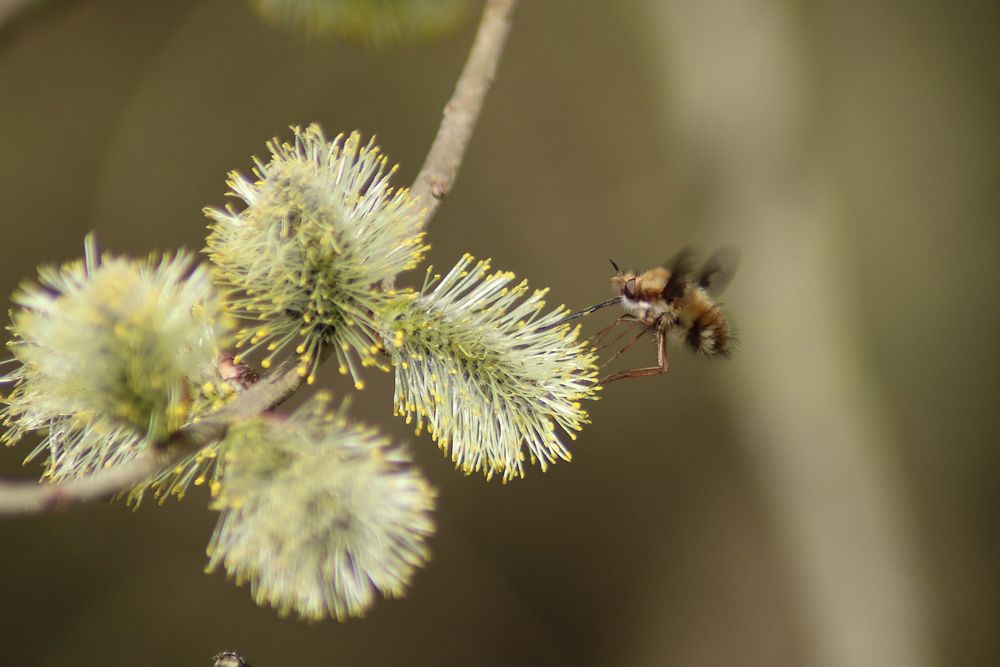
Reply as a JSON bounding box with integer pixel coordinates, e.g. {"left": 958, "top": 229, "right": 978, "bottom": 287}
{"left": 593, "top": 315, "right": 639, "bottom": 347}
{"left": 604, "top": 325, "right": 650, "bottom": 365}
{"left": 596, "top": 317, "right": 645, "bottom": 352}
{"left": 598, "top": 327, "right": 669, "bottom": 385}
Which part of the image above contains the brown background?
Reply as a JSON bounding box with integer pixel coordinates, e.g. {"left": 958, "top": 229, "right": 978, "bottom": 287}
{"left": 0, "top": 0, "right": 997, "bottom": 665}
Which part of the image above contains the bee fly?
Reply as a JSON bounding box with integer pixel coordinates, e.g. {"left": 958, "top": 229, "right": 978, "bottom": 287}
{"left": 553, "top": 247, "right": 738, "bottom": 384}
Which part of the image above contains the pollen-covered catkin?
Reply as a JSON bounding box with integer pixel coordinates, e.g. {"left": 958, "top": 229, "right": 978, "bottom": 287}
{"left": 206, "top": 125, "right": 427, "bottom": 389}
{"left": 381, "top": 254, "right": 600, "bottom": 482}
{"left": 206, "top": 394, "right": 436, "bottom": 620}
{"left": 1, "top": 238, "right": 230, "bottom": 479}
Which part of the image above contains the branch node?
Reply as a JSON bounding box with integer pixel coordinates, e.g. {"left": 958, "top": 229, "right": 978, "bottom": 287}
{"left": 431, "top": 178, "right": 451, "bottom": 199}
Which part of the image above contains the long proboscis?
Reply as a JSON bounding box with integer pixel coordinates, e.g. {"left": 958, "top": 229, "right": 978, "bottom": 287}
{"left": 540, "top": 296, "right": 622, "bottom": 331}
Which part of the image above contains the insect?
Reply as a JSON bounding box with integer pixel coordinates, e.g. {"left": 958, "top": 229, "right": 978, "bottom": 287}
{"left": 213, "top": 652, "right": 252, "bottom": 667}
{"left": 555, "top": 247, "right": 739, "bottom": 384}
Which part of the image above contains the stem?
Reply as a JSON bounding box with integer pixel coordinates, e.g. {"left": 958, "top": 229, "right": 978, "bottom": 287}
{"left": 410, "top": 0, "right": 517, "bottom": 224}
{"left": 0, "top": 454, "right": 160, "bottom": 515}
{"left": 0, "top": 360, "right": 303, "bottom": 516}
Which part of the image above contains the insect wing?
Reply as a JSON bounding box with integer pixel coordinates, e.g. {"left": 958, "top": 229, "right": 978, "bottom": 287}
{"left": 698, "top": 245, "right": 740, "bottom": 293}
{"left": 661, "top": 246, "right": 696, "bottom": 301}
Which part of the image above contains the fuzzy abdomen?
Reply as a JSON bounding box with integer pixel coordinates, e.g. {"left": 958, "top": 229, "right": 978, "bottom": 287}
{"left": 674, "top": 287, "right": 732, "bottom": 357}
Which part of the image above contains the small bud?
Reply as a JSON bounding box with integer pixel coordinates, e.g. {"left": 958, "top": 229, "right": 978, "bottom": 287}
{"left": 213, "top": 651, "right": 251, "bottom": 667}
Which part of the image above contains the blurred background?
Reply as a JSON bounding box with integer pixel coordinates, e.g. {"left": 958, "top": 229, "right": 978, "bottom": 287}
{"left": 0, "top": 0, "right": 997, "bottom": 664}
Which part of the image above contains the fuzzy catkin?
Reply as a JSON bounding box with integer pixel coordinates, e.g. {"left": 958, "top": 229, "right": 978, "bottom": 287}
{"left": 206, "top": 125, "right": 426, "bottom": 388}
{"left": 207, "top": 394, "right": 436, "bottom": 620}
{"left": 382, "top": 254, "right": 600, "bottom": 481}
{"left": 1, "top": 239, "right": 230, "bottom": 479}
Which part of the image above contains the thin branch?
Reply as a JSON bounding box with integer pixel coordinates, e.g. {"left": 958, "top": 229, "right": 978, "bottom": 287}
{"left": 0, "top": 361, "right": 303, "bottom": 516}
{"left": 0, "top": 0, "right": 520, "bottom": 515}
{"left": 410, "top": 0, "right": 517, "bottom": 225}
{"left": 0, "top": 454, "right": 160, "bottom": 516}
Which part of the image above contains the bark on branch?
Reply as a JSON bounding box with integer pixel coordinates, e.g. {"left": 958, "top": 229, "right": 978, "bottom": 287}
{"left": 410, "top": 0, "right": 517, "bottom": 223}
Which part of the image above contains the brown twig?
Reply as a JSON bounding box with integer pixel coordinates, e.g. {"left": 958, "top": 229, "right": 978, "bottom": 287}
{"left": 0, "top": 0, "right": 520, "bottom": 516}
{"left": 410, "top": 0, "right": 517, "bottom": 224}
{"left": 0, "top": 360, "right": 303, "bottom": 516}
{"left": 0, "top": 454, "right": 161, "bottom": 516}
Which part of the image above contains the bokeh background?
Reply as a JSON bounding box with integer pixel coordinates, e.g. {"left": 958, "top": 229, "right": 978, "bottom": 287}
{"left": 1, "top": 0, "right": 997, "bottom": 665}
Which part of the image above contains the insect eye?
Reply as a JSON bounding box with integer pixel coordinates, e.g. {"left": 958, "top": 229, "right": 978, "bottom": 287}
{"left": 624, "top": 278, "right": 636, "bottom": 299}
